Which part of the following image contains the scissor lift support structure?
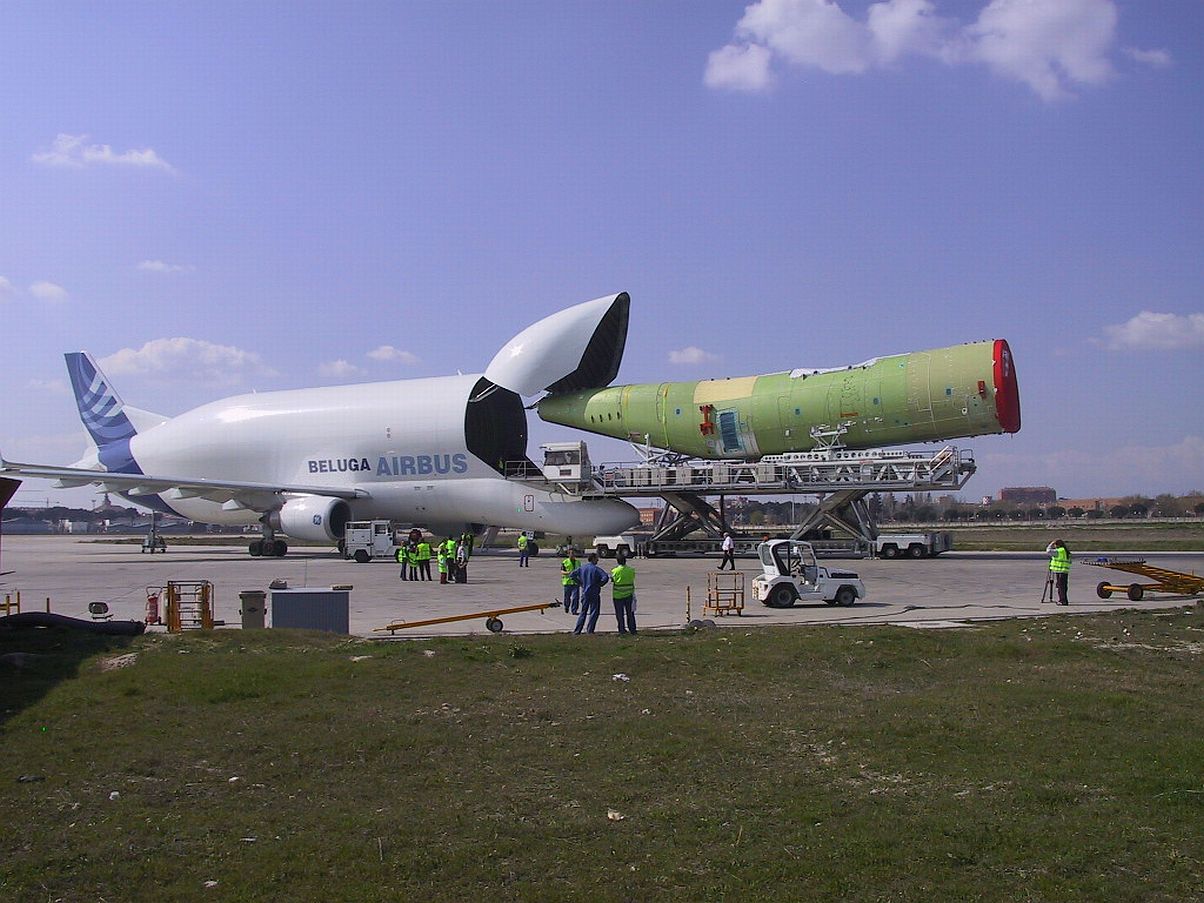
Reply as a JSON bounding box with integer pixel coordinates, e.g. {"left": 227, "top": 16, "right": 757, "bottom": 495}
{"left": 509, "top": 438, "right": 976, "bottom": 549}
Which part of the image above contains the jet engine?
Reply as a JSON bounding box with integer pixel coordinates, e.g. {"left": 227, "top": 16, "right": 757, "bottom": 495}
{"left": 272, "top": 495, "right": 352, "bottom": 543}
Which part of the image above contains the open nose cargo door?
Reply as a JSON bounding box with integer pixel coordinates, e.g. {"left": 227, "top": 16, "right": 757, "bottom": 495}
{"left": 483, "top": 292, "right": 630, "bottom": 397}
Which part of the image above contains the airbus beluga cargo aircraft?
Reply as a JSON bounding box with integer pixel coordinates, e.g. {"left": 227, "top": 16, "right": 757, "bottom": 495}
{"left": 1, "top": 294, "right": 640, "bottom": 556}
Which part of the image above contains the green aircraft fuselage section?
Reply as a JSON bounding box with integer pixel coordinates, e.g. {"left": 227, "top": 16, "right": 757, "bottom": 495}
{"left": 537, "top": 340, "right": 1020, "bottom": 459}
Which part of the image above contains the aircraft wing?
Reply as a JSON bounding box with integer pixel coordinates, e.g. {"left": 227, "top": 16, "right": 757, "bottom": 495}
{"left": 0, "top": 453, "right": 368, "bottom": 512}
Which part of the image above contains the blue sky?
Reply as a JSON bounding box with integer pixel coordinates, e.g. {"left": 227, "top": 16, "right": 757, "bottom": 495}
{"left": 1, "top": 0, "right": 1201, "bottom": 508}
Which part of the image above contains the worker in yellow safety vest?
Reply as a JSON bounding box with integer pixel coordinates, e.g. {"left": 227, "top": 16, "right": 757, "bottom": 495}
{"left": 1046, "top": 539, "right": 1071, "bottom": 605}
{"left": 396, "top": 544, "right": 409, "bottom": 581}
{"left": 437, "top": 544, "right": 449, "bottom": 584}
{"left": 517, "top": 533, "right": 530, "bottom": 568}
{"left": 415, "top": 537, "right": 432, "bottom": 581}
{"left": 610, "top": 555, "right": 637, "bottom": 634}
{"left": 444, "top": 537, "right": 458, "bottom": 583}
{"left": 561, "top": 549, "right": 580, "bottom": 615}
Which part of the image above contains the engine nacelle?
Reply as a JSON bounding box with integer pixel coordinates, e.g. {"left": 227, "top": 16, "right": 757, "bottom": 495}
{"left": 272, "top": 495, "right": 351, "bottom": 543}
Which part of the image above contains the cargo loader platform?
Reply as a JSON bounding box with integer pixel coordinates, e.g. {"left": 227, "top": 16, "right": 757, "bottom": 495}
{"left": 507, "top": 442, "right": 975, "bottom": 553}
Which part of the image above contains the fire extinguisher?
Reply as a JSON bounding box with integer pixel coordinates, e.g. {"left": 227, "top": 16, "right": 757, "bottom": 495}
{"left": 145, "top": 592, "right": 160, "bottom": 625}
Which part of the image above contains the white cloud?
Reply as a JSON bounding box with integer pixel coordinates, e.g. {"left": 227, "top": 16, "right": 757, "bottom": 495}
{"left": 318, "top": 359, "right": 365, "bottom": 379}
{"left": 99, "top": 338, "right": 277, "bottom": 385}
{"left": 29, "top": 281, "right": 68, "bottom": 302}
{"left": 0, "top": 276, "right": 13, "bottom": 298}
{"left": 669, "top": 346, "right": 721, "bottom": 365}
{"left": 706, "top": 0, "right": 1129, "bottom": 101}
{"left": 366, "top": 345, "right": 420, "bottom": 365}
{"left": 705, "top": 42, "right": 776, "bottom": 91}
{"left": 980, "top": 436, "right": 1204, "bottom": 498}
{"left": 26, "top": 378, "right": 69, "bottom": 395}
{"left": 1123, "top": 46, "right": 1172, "bottom": 68}
{"left": 137, "top": 260, "right": 195, "bottom": 274}
{"left": 31, "top": 133, "right": 175, "bottom": 172}
{"left": 964, "top": 0, "right": 1116, "bottom": 101}
{"left": 1098, "top": 311, "right": 1204, "bottom": 352}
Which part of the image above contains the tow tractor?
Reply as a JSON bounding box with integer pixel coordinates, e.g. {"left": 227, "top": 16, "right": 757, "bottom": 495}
{"left": 752, "top": 539, "right": 866, "bottom": 608}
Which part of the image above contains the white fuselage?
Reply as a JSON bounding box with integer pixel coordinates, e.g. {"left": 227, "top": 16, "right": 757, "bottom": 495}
{"left": 127, "top": 373, "right": 637, "bottom": 537}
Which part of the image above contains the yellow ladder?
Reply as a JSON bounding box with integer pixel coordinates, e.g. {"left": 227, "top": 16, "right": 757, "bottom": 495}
{"left": 163, "top": 581, "right": 215, "bottom": 632}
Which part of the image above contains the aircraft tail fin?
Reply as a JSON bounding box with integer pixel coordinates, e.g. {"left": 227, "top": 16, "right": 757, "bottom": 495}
{"left": 63, "top": 352, "right": 166, "bottom": 449}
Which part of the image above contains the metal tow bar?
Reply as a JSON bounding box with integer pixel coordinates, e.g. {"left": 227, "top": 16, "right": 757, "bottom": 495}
{"left": 1084, "top": 557, "right": 1204, "bottom": 602}
{"left": 376, "top": 600, "right": 561, "bottom": 635}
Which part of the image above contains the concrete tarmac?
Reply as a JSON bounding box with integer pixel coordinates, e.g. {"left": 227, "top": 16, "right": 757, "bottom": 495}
{"left": 1, "top": 536, "right": 1200, "bottom": 637}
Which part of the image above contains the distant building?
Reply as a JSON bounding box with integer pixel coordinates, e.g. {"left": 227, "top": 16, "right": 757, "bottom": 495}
{"left": 999, "top": 487, "right": 1057, "bottom": 505}
{"left": 1058, "top": 498, "right": 1132, "bottom": 513}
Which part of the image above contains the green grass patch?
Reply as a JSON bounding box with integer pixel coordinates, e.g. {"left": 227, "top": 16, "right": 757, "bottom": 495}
{"left": 2, "top": 610, "right": 1202, "bottom": 900}
{"left": 945, "top": 523, "right": 1204, "bottom": 552}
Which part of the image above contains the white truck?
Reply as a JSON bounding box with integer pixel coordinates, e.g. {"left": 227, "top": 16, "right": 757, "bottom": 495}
{"left": 873, "top": 531, "right": 953, "bottom": 559}
{"left": 592, "top": 533, "right": 641, "bottom": 558}
{"left": 342, "top": 520, "right": 402, "bottom": 563}
{"left": 752, "top": 540, "right": 866, "bottom": 608}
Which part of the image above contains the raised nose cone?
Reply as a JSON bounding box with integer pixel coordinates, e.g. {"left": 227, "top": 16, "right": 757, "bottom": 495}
{"left": 484, "top": 292, "right": 629, "bottom": 397}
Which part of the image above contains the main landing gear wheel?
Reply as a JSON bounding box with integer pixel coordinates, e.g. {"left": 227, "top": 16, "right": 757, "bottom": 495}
{"left": 250, "top": 538, "right": 287, "bottom": 557}
{"left": 485, "top": 617, "right": 504, "bottom": 633}
{"left": 766, "top": 585, "right": 796, "bottom": 608}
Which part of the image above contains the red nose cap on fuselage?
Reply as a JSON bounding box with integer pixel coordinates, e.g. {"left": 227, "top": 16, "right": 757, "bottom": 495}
{"left": 992, "top": 339, "right": 1021, "bottom": 433}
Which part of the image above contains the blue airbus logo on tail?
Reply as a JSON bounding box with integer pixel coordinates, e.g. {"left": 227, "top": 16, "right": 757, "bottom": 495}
{"left": 65, "top": 352, "right": 142, "bottom": 474}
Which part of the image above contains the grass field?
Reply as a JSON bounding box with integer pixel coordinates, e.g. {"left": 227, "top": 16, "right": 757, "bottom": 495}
{"left": 942, "top": 523, "right": 1204, "bottom": 552}
{"left": 2, "top": 610, "right": 1202, "bottom": 901}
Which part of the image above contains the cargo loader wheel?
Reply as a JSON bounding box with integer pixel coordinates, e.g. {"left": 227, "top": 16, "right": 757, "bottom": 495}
{"left": 835, "top": 586, "right": 857, "bottom": 607}
{"left": 1127, "top": 583, "right": 1144, "bottom": 602}
{"left": 486, "top": 617, "right": 504, "bottom": 633}
{"left": 1096, "top": 582, "right": 1112, "bottom": 599}
{"left": 879, "top": 545, "right": 899, "bottom": 560}
{"left": 766, "top": 585, "right": 796, "bottom": 608}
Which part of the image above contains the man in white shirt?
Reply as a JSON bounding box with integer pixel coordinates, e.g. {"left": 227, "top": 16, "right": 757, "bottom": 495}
{"left": 719, "top": 532, "right": 736, "bottom": 570}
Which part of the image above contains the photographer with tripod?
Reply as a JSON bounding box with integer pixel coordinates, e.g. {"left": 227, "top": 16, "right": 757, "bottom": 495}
{"left": 1045, "top": 539, "right": 1071, "bottom": 606}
